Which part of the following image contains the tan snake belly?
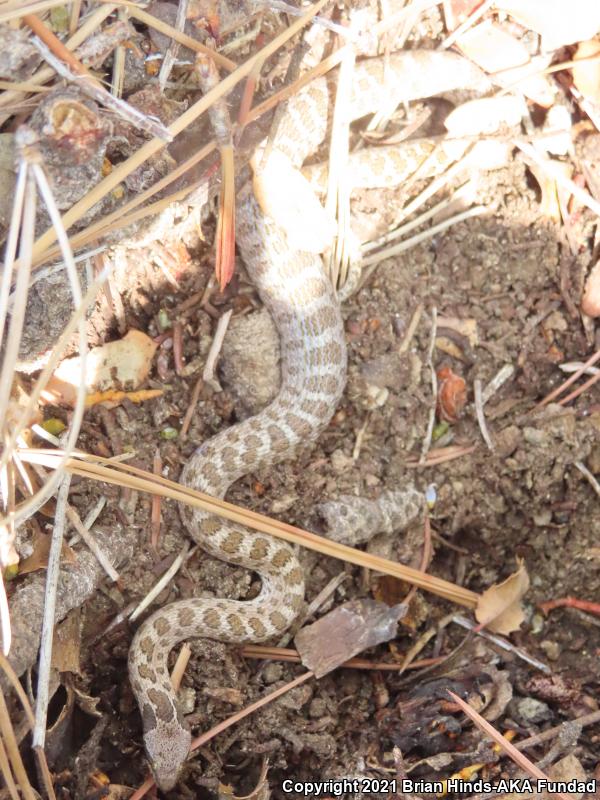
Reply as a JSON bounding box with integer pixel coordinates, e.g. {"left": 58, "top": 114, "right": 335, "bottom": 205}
{"left": 128, "top": 49, "right": 489, "bottom": 791}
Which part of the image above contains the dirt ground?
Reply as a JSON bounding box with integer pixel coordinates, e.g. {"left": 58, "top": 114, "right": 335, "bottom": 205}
{"left": 10, "top": 3, "right": 600, "bottom": 799}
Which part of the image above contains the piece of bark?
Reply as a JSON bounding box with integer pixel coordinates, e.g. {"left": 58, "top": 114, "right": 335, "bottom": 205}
{"left": 295, "top": 599, "right": 406, "bottom": 678}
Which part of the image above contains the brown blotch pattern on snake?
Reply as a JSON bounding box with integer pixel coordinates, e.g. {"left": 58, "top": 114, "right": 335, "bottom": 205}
{"left": 153, "top": 617, "right": 170, "bottom": 636}
{"left": 147, "top": 688, "right": 175, "bottom": 722}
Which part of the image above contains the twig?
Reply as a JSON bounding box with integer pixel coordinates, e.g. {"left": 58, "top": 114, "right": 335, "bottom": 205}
{"left": 151, "top": 449, "right": 162, "bottom": 550}
{"left": 31, "top": 36, "right": 173, "bottom": 142}
{"left": 129, "top": 543, "right": 191, "bottom": 622}
{"left": 158, "top": 0, "right": 189, "bottom": 90}
{"left": 241, "top": 644, "right": 440, "bottom": 671}
{"left": 361, "top": 181, "right": 472, "bottom": 255}
{"left": 203, "top": 309, "right": 233, "bottom": 391}
{"left": 32, "top": 475, "right": 72, "bottom": 749}
{"left": 574, "top": 460, "right": 600, "bottom": 499}
{"left": 1, "top": 134, "right": 89, "bottom": 530}
{"left": 474, "top": 379, "right": 494, "bottom": 450}
{"left": 171, "top": 643, "right": 191, "bottom": 691}
{"left": 420, "top": 307, "right": 438, "bottom": 464}
{"left": 481, "top": 364, "right": 514, "bottom": 404}
{"left": 180, "top": 374, "right": 204, "bottom": 441}
{"left": 453, "top": 614, "right": 551, "bottom": 673}
{"left": 440, "top": 0, "right": 495, "bottom": 49}
{"left": 65, "top": 505, "right": 120, "bottom": 582}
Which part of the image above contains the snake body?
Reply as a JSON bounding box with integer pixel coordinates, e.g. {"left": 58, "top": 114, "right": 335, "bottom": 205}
{"left": 128, "top": 49, "right": 491, "bottom": 790}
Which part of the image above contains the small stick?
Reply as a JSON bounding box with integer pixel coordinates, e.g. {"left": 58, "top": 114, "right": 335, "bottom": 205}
{"left": 419, "top": 307, "right": 438, "bottom": 464}
{"left": 453, "top": 614, "right": 551, "bottom": 673}
{"left": 203, "top": 309, "right": 233, "bottom": 391}
{"left": 171, "top": 643, "right": 192, "bottom": 690}
{"left": 129, "top": 543, "right": 191, "bottom": 622}
{"left": 180, "top": 374, "right": 204, "bottom": 440}
{"left": 159, "top": 0, "right": 189, "bottom": 90}
{"left": 241, "top": 644, "right": 440, "bottom": 671}
{"left": 473, "top": 379, "right": 494, "bottom": 450}
{"left": 65, "top": 504, "right": 120, "bottom": 583}
{"left": 449, "top": 691, "right": 571, "bottom": 800}
{"left": 151, "top": 449, "right": 162, "bottom": 550}
{"left": 575, "top": 460, "right": 600, "bottom": 499}
{"left": 481, "top": 364, "right": 514, "bottom": 405}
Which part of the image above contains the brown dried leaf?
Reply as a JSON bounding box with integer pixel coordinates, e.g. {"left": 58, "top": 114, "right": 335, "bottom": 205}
{"left": 52, "top": 610, "right": 82, "bottom": 675}
{"left": 496, "top": 0, "right": 600, "bottom": 49}
{"left": 475, "top": 561, "right": 529, "bottom": 634}
{"left": 45, "top": 329, "right": 158, "bottom": 406}
{"left": 295, "top": 599, "right": 406, "bottom": 678}
{"left": 19, "top": 530, "right": 76, "bottom": 575}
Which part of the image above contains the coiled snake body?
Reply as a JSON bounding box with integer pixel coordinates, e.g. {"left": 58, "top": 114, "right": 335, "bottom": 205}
{"left": 128, "top": 50, "right": 488, "bottom": 790}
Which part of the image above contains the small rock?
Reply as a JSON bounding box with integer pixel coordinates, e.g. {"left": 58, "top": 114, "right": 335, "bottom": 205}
{"left": 308, "top": 697, "right": 327, "bottom": 719}
{"left": 262, "top": 663, "right": 283, "bottom": 684}
{"left": 515, "top": 697, "right": 552, "bottom": 724}
{"left": 178, "top": 687, "right": 196, "bottom": 715}
{"left": 540, "top": 639, "right": 561, "bottom": 661}
{"left": 330, "top": 449, "right": 354, "bottom": 473}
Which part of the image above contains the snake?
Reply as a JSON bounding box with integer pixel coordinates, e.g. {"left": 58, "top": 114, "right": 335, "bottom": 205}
{"left": 128, "top": 49, "right": 490, "bottom": 791}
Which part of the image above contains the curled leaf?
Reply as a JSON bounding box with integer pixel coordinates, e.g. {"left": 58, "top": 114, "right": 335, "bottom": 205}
{"left": 475, "top": 562, "right": 530, "bottom": 634}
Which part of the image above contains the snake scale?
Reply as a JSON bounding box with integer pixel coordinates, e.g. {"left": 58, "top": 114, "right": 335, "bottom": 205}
{"left": 128, "top": 49, "right": 490, "bottom": 790}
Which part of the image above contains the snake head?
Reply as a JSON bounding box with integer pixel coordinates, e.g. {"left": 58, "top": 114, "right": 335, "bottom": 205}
{"left": 144, "top": 721, "right": 191, "bottom": 792}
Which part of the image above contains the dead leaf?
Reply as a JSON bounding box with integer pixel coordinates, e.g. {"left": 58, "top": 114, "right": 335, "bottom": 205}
{"left": 295, "top": 599, "right": 406, "bottom": 678}
{"left": 475, "top": 561, "right": 530, "bottom": 634}
{"left": 45, "top": 329, "right": 158, "bottom": 406}
{"left": 52, "top": 610, "right": 82, "bottom": 675}
{"left": 19, "top": 530, "right": 76, "bottom": 575}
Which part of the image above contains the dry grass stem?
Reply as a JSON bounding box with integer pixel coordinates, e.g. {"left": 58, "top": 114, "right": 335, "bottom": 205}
{"left": 534, "top": 347, "right": 600, "bottom": 409}
{"left": 515, "top": 140, "right": 600, "bottom": 219}
{"left": 0, "top": 0, "right": 81, "bottom": 22}
{"left": 0, "top": 4, "right": 117, "bottom": 117}
{"left": 360, "top": 205, "right": 487, "bottom": 269}
{"left": 241, "top": 645, "right": 440, "bottom": 671}
{"left": 19, "top": 450, "right": 480, "bottom": 608}
{"left": 32, "top": 475, "right": 71, "bottom": 750}
{"left": 325, "top": 46, "right": 354, "bottom": 290}
{"left": 440, "top": 0, "right": 495, "bottom": 49}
